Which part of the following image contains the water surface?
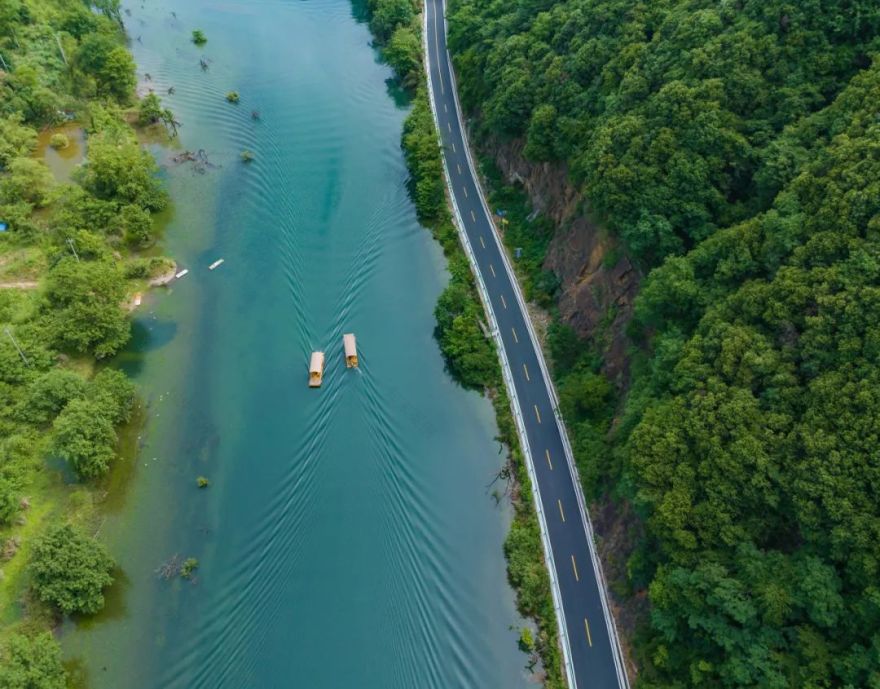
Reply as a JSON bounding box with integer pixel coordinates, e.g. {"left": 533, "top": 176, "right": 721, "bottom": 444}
{"left": 63, "top": 1, "right": 528, "bottom": 687}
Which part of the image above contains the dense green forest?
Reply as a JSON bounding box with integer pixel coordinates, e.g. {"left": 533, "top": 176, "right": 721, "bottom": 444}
{"left": 447, "top": 1, "right": 880, "bottom": 687}
{"left": 0, "top": 0, "right": 171, "bottom": 682}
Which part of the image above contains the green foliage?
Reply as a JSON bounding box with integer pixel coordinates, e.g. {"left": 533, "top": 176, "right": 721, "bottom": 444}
{"left": 448, "top": 0, "right": 880, "bottom": 269}
{"left": 191, "top": 29, "right": 207, "bottom": 46}
{"left": 180, "top": 557, "right": 198, "bottom": 579}
{"left": 51, "top": 398, "right": 117, "bottom": 479}
{"left": 48, "top": 134, "right": 68, "bottom": 150}
{"left": 137, "top": 93, "right": 163, "bottom": 126}
{"left": 383, "top": 25, "right": 421, "bottom": 87}
{"left": 0, "top": 116, "right": 37, "bottom": 169}
{"left": 401, "top": 88, "right": 445, "bottom": 224}
{"left": 0, "top": 159, "right": 54, "bottom": 208}
{"left": 366, "top": 0, "right": 415, "bottom": 44}
{"left": 196, "top": 476, "right": 209, "bottom": 488}
{"left": 88, "top": 368, "right": 136, "bottom": 425}
{"left": 225, "top": 91, "right": 240, "bottom": 103}
{"left": 44, "top": 259, "right": 130, "bottom": 358}
{"left": 75, "top": 34, "right": 136, "bottom": 102}
{"left": 0, "top": 633, "right": 67, "bottom": 689}
{"left": 0, "top": 0, "right": 163, "bottom": 656}
{"left": 433, "top": 277, "right": 497, "bottom": 389}
{"left": 16, "top": 369, "right": 87, "bottom": 427}
{"left": 478, "top": 158, "right": 557, "bottom": 306}
{"left": 77, "top": 136, "right": 168, "bottom": 211}
{"left": 119, "top": 204, "right": 153, "bottom": 248}
{"left": 28, "top": 524, "right": 114, "bottom": 616}
{"left": 450, "top": 2, "right": 880, "bottom": 685}
{"left": 0, "top": 477, "right": 19, "bottom": 526}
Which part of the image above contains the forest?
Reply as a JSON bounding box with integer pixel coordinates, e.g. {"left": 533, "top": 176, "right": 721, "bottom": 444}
{"left": 0, "top": 0, "right": 171, "bottom": 683}
{"left": 446, "top": 0, "right": 880, "bottom": 687}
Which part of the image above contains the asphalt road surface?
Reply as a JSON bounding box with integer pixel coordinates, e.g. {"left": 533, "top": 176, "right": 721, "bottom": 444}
{"left": 424, "top": 2, "right": 628, "bottom": 687}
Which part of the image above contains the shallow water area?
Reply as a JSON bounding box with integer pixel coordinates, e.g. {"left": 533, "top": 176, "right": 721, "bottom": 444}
{"left": 61, "top": 1, "right": 530, "bottom": 688}
{"left": 35, "top": 123, "right": 86, "bottom": 182}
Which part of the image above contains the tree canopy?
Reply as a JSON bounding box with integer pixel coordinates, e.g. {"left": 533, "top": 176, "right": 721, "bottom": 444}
{"left": 28, "top": 523, "right": 115, "bottom": 616}
{"left": 0, "top": 633, "right": 66, "bottom": 689}
{"left": 448, "top": 1, "right": 880, "bottom": 686}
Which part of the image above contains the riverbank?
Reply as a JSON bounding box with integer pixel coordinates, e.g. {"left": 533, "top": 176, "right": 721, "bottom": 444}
{"left": 361, "top": 1, "right": 564, "bottom": 685}
{"left": 0, "top": 1, "right": 176, "bottom": 680}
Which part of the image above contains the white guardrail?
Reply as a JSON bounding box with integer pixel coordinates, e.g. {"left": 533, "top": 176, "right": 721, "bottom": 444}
{"left": 422, "top": 4, "right": 631, "bottom": 688}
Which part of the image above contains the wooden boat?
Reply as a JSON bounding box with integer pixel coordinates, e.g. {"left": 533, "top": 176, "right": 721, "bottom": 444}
{"left": 343, "top": 333, "right": 358, "bottom": 368}
{"left": 309, "top": 351, "right": 325, "bottom": 387}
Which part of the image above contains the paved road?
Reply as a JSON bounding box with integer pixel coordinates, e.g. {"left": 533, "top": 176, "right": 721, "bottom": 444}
{"left": 423, "top": 2, "right": 628, "bottom": 687}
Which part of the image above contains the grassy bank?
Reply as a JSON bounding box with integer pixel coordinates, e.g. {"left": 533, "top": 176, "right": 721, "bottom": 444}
{"left": 0, "top": 1, "right": 178, "bottom": 682}
{"left": 361, "top": 1, "right": 565, "bottom": 685}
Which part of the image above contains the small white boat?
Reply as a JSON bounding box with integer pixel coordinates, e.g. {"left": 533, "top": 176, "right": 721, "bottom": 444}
{"left": 175, "top": 269, "right": 189, "bottom": 279}
{"left": 209, "top": 259, "right": 225, "bottom": 270}
{"left": 309, "top": 352, "right": 325, "bottom": 388}
{"left": 343, "top": 333, "right": 358, "bottom": 368}
{"left": 132, "top": 292, "right": 143, "bottom": 307}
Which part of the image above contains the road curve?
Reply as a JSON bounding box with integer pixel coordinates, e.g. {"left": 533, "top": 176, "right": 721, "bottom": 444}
{"left": 422, "top": 2, "right": 630, "bottom": 687}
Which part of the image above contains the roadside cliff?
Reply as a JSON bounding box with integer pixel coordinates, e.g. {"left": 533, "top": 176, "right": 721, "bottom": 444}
{"left": 487, "top": 138, "right": 640, "bottom": 385}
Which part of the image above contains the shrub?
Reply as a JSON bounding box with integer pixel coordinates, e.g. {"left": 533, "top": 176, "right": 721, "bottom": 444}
{"left": 29, "top": 524, "right": 115, "bottom": 615}
{"left": 0, "top": 633, "right": 66, "bottom": 689}
{"left": 49, "top": 133, "right": 69, "bottom": 150}
{"left": 180, "top": 558, "right": 198, "bottom": 579}
{"left": 226, "top": 91, "right": 240, "bottom": 103}
{"left": 191, "top": 30, "right": 207, "bottom": 46}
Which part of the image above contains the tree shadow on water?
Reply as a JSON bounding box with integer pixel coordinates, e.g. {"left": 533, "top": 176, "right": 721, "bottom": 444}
{"left": 114, "top": 318, "right": 179, "bottom": 377}
{"left": 70, "top": 566, "right": 132, "bottom": 630}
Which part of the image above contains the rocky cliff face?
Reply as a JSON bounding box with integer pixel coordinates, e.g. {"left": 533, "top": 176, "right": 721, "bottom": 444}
{"left": 488, "top": 138, "right": 640, "bottom": 383}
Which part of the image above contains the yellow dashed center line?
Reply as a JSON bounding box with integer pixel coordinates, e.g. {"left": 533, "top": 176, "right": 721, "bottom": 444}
{"left": 500, "top": 294, "right": 507, "bottom": 309}
{"left": 534, "top": 405, "right": 542, "bottom": 424}
{"left": 479, "top": 236, "right": 486, "bottom": 249}
{"left": 571, "top": 555, "right": 580, "bottom": 581}
{"left": 558, "top": 499, "right": 565, "bottom": 522}
{"left": 584, "top": 618, "right": 593, "bottom": 647}
{"left": 511, "top": 327, "right": 519, "bottom": 343}
{"left": 523, "top": 363, "right": 530, "bottom": 381}
{"left": 545, "top": 449, "right": 553, "bottom": 470}
{"left": 489, "top": 263, "right": 496, "bottom": 277}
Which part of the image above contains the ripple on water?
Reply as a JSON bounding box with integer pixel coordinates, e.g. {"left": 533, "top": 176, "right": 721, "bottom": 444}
{"left": 67, "top": 1, "right": 527, "bottom": 688}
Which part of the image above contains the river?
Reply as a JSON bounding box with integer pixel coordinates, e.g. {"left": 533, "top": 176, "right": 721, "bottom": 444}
{"left": 61, "top": 1, "right": 529, "bottom": 687}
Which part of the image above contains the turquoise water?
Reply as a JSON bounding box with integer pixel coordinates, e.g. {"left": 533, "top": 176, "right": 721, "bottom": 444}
{"left": 62, "top": 1, "right": 529, "bottom": 687}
